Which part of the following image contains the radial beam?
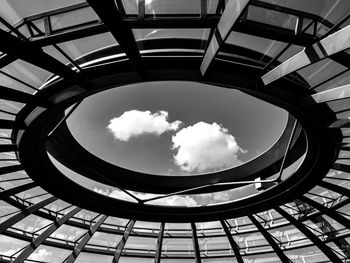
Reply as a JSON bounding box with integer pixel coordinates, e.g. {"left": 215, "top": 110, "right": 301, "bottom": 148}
{"left": 154, "top": 222, "right": 165, "bottom": 263}
{"left": 0, "top": 120, "right": 24, "bottom": 129}
{"left": 0, "top": 196, "right": 57, "bottom": 234}
{"left": 275, "top": 206, "right": 343, "bottom": 263}
{"left": 0, "top": 29, "right": 90, "bottom": 90}
{"left": 302, "top": 84, "right": 350, "bottom": 106}
{"left": 191, "top": 222, "right": 202, "bottom": 263}
{"left": 86, "top": 0, "right": 145, "bottom": 78}
{"left": 65, "top": 214, "right": 107, "bottom": 263}
{"left": 0, "top": 165, "right": 23, "bottom": 175}
{"left": 112, "top": 219, "right": 135, "bottom": 263}
{"left": 248, "top": 215, "right": 291, "bottom": 263}
{"left": 319, "top": 180, "right": 350, "bottom": 197}
{"left": 0, "top": 85, "right": 49, "bottom": 107}
{"left": 262, "top": 25, "right": 350, "bottom": 85}
{"left": 220, "top": 220, "right": 243, "bottom": 263}
{"left": 13, "top": 207, "right": 81, "bottom": 263}
{"left": 0, "top": 144, "right": 17, "bottom": 153}
{"left": 200, "top": 0, "right": 250, "bottom": 75}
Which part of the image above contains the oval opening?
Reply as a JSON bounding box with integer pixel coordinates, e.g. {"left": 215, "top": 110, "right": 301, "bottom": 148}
{"left": 67, "top": 81, "right": 288, "bottom": 176}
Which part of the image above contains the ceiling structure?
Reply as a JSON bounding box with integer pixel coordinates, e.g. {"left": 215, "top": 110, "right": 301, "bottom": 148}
{"left": 0, "top": 0, "right": 350, "bottom": 262}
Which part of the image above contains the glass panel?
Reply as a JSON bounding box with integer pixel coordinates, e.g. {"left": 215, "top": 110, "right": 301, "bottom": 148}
{"left": 268, "top": 225, "right": 308, "bottom": 248}
{"left": 57, "top": 32, "right": 118, "bottom": 65}
{"left": 284, "top": 245, "right": 330, "bottom": 263}
{"left": 297, "top": 59, "right": 347, "bottom": 89}
{"left": 133, "top": 28, "right": 210, "bottom": 51}
{"left": 124, "top": 236, "right": 158, "bottom": 251}
{"left": 198, "top": 236, "right": 231, "bottom": 257}
{"left": 1, "top": 60, "right": 51, "bottom": 91}
{"left": 225, "top": 31, "right": 288, "bottom": 64}
{"left": 12, "top": 214, "right": 52, "bottom": 234}
{"left": 145, "top": 0, "right": 200, "bottom": 15}
{"left": 75, "top": 252, "right": 113, "bottom": 263}
{"left": 260, "top": 0, "right": 350, "bottom": 24}
{"left": 313, "top": 69, "right": 350, "bottom": 93}
{"left": 50, "top": 6, "right": 99, "bottom": 31}
{"left": 119, "top": 258, "right": 153, "bottom": 263}
{"left": 28, "top": 245, "right": 71, "bottom": 263}
{"left": 0, "top": 0, "right": 85, "bottom": 24}
{"left": 0, "top": 201, "right": 20, "bottom": 223}
{"left": 248, "top": 5, "right": 297, "bottom": 30}
{"left": 0, "top": 235, "right": 29, "bottom": 260}
{"left": 242, "top": 253, "right": 281, "bottom": 263}
{"left": 87, "top": 231, "right": 122, "bottom": 248}
{"left": 50, "top": 224, "right": 87, "bottom": 242}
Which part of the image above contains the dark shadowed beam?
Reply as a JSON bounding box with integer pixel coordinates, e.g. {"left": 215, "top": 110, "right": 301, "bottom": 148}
{"left": 13, "top": 207, "right": 81, "bottom": 263}
{"left": 0, "top": 181, "right": 36, "bottom": 200}
{"left": 319, "top": 180, "right": 350, "bottom": 197}
{"left": 0, "top": 144, "right": 17, "bottom": 153}
{"left": 86, "top": 0, "right": 146, "bottom": 79}
{"left": 191, "top": 222, "right": 202, "bottom": 263}
{"left": 112, "top": 220, "right": 136, "bottom": 263}
{"left": 64, "top": 214, "right": 107, "bottom": 263}
{"left": 275, "top": 207, "right": 343, "bottom": 263}
{"left": 262, "top": 25, "right": 350, "bottom": 85}
{"left": 220, "top": 220, "right": 244, "bottom": 263}
{"left": 154, "top": 222, "right": 164, "bottom": 263}
{"left": 200, "top": 0, "right": 250, "bottom": 75}
{"left": 0, "top": 85, "right": 50, "bottom": 107}
{"left": 0, "top": 29, "right": 91, "bottom": 90}
{"left": 0, "top": 196, "right": 57, "bottom": 234}
{"left": 248, "top": 215, "right": 292, "bottom": 263}
{"left": 0, "top": 119, "right": 25, "bottom": 129}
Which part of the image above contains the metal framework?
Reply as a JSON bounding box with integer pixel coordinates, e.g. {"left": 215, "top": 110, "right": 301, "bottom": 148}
{"left": 0, "top": 0, "right": 349, "bottom": 262}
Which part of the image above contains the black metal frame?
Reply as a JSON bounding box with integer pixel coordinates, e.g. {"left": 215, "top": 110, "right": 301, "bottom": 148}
{"left": 0, "top": 0, "right": 349, "bottom": 262}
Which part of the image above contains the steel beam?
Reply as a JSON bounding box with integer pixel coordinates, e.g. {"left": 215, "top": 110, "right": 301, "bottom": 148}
{"left": 220, "top": 220, "right": 243, "bottom": 263}
{"left": 0, "top": 165, "right": 22, "bottom": 175}
{"left": 0, "top": 85, "right": 49, "bottom": 107}
{"left": 0, "top": 144, "right": 17, "bottom": 153}
{"left": 0, "top": 196, "right": 57, "bottom": 234}
{"left": 302, "top": 84, "right": 350, "bottom": 106}
{"left": 112, "top": 219, "right": 135, "bottom": 263}
{"left": 200, "top": 0, "right": 250, "bottom": 75}
{"left": 191, "top": 222, "right": 202, "bottom": 263}
{"left": 262, "top": 25, "right": 350, "bottom": 85}
{"left": 154, "top": 222, "right": 164, "bottom": 263}
{"left": 333, "top": 163, "right": 350, "bottom": 173}
{"left": 0, "top": 29, "right": 91, "bottom": 90}
{"left": 248, "top": 215, "right": 291, "bottom": 263}
{"left": 86, "top": 0, "right": 146, "bottom": 78}
{"left": 0, "top": 120, "right": 23, "bottom": 129}
{"left": 319, "top": 180, "right": 350, "bottom": 197}
{"left": 65, "top": 214, "right": 107, "bottom": 263}
{"left": 13, "top": 207, "right": 81, "bottom": 263}
{"left": 275, "top": 206, "right": 343, "bottom": 263}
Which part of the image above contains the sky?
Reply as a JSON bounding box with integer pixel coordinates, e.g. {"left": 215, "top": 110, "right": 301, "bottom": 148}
{"left": 67, "top": 81, "right": 288, "bottom": 176}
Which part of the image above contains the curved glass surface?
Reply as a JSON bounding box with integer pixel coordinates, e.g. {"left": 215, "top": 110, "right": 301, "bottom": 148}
{"left": 67, "top": 81, "right": 288, "bottom": 175}
{"left": 0, "top": 0, "right": 350, "bottom": 263}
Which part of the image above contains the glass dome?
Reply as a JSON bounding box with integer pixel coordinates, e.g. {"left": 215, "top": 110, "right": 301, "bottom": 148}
{"left": 0, "top": 0, "right": 349, "bottom": 263}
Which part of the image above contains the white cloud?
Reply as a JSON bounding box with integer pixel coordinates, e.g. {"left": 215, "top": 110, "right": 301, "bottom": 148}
{"left": 172, "top": 122, "right": 245, "bottom": 173}
{"left": 107, "top": 110, "right": 182, "bottom": 141}
{"left": 93, "top": 188, "right": 197, "bottom": 207}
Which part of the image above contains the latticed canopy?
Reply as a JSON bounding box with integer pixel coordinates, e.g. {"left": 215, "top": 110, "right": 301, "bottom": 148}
{"left": 0, "top": 0, "right": 350, "bottom": 262}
